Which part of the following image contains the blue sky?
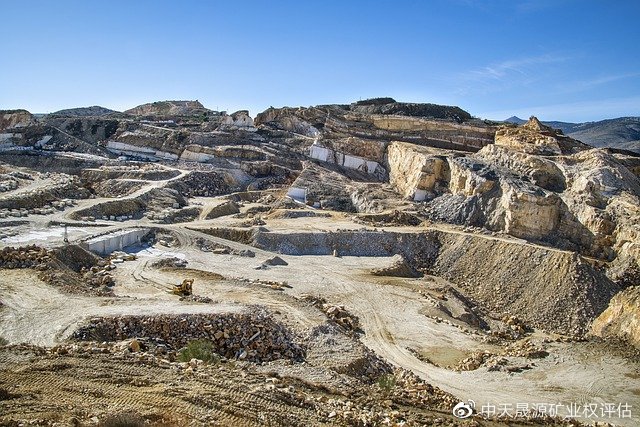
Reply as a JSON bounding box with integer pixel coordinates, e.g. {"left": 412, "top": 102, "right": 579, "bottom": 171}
{"left": 1, "top": 0, "right": 639, "bottom": 122}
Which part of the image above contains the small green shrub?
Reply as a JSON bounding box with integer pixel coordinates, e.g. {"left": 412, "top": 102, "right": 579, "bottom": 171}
{"left": 0, "top": 337, "right": 8, "bottom": 346}
{"left": 377, "top": 373, "right": 397, "bottom": 393}
{"left": 178, "top": 339, "right": 219, "bottom": 364}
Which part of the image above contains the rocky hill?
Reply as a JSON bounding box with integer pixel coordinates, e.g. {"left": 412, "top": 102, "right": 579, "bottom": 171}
{"left": 125, "top": 100, "right": 211, "bottom": 117}
{"left": 506, "top": 116, "right": 640, "bottom": 153}
{"left": 48, "top": 106, "right": 117, "bottom": 117}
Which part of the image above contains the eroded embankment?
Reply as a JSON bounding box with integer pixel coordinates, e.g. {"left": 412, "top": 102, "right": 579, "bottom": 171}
{"left": 431, "top": 232, "right": 621, "bottom": 335}
{"left": 250, "top": 228, "right": 619, "bottom": 335}
{"left": 72, "top": 310, "right": 305, "bottom": 362}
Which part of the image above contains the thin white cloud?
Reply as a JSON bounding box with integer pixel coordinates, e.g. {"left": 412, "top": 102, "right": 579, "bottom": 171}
{"left": 463, "top": 54, "right": 569, "bottom": 82}
{"left": 453, "top": 54, "right": 569, "bottom": 96}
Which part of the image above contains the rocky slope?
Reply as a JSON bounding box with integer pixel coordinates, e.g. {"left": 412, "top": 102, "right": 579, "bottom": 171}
{"left": 125, "top": 100, "right": 211, "bottom": 117}
{"left": 48, "top": 106, "right": 117, "bottom": 117}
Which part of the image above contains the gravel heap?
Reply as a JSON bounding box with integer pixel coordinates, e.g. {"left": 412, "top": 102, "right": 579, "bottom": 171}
{"left": 72, "top": 309, "right": 305, "bottom": 363}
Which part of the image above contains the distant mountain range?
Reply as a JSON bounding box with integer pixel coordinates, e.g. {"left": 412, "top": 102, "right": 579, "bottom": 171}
{"left": 505, "top": 116, "right": 640, "bottom": 153}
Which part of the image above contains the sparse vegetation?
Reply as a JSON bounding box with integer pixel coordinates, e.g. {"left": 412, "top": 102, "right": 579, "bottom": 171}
{"left": 0, "top": 337, "right": 7, "bottom": 346}
{"left": 178, "top": 339, "right": 219, "bottom": 364}
{"left": 377, "top": 373, "right": 397, "bottom": 393}
{"left": 99, "top": 412, "right": 145, "bottom": 427}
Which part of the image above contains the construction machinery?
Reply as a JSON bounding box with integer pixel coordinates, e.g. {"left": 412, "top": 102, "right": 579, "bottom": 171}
{"left": 171, "top": 279, "right": 194, "bottom": 296}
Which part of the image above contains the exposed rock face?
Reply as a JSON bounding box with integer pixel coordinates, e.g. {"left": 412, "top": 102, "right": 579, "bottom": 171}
{"left": 256, "top": 103, "right": 496, "bottom": 153}
{"left": 219, "top": 110, "right": 256, "bottom": 130}
{"left": 387, "top": 142, "right": 449, "bottom": 200}
{"left": 495, "top": 116, "right": 589, "bottom": 155}
{"left": 447, "top": 157, "right": 497, "bottom": 196}
{"left": 498, "top": 178, "right": 561, "bottom": 239}
{"left": 125, "top": 100, "right": 210, "bottom": 117}
{"left": 475, "top": 144, "right": 565, "bottom": 192}
{"left": 387, "top": 117, "right": 640, "bottom": 263}
{"left": 0, "top": 110, "right": 34, "bottom": 131}
{"left": 591, "top": 286, "right": 640, "bottom": 348}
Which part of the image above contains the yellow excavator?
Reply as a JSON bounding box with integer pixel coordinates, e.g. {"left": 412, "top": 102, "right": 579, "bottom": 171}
{"left": 171, "top": 279, "right": 194, "bottom": 296}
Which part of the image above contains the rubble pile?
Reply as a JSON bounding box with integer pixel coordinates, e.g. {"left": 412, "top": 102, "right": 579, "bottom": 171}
{"left": 0, "top": 245, "right": 50, "bottom": 269}
{"left": 72, "top": 310, "right": 305, "bottom": 363}
{"left": 454, "top": 340, "right": 549, "bottom": 372}
{"left": 0, "top": 176, "right": 19, "bottom": 192}
{"left": 149, "top": 206, "right": 200, "bottom": 223}
{"left": 301, "top": 295, "right": 362, "bottom": 333}
{"left": 491, "top": 315, "right": 530, "bottom": 340}
{"left": 167, "top": 171, "right": 232, "bottom": 197}
{"left": 356, "top": 209, "right": 424, "bottom": 227}
{"left": 195, "top": 237, "right": 255, "bottom": 257}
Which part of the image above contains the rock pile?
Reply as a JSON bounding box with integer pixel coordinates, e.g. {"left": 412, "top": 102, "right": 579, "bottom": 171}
{"left": 72, "top": 309, "right": 305, "bottom": 363}
{"left": 0, "top": 245, "right": 50, "bottom": 269}
{"left": 0, "top": 244, "right": 116, "bottom": 295}
{"left": 196, "top": 237, "right": 255, "bottom": 257}
{"left": 301, "top": 295, "right": 362, "bottom": 333}
{"left": 0, "top": 177, "right": 19, "bottom": 192}
{"left": 454, "top": 340, "right": 548, "bottom": 372}
{"left": 167, "top": 171, "right": 232, "bottom": 197}
{"left": 356, "top": 209, "right": 424, "bottom": 227}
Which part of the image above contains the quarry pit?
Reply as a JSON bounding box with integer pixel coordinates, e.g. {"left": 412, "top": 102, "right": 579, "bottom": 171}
{"left": 0, "top": 101, "right": 639, "bottom": 426}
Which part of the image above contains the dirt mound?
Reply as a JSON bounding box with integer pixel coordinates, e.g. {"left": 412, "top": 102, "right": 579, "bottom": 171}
{"left": 205, "top": 200, "right": 240, "bottom": 219}
{"left": 263, "top": 256, "right": 288, "bottom": 266}
{"left": 431, "top": 231, "right": 621, "bottom": 335}
{"left": 371, "top": 254, "right": 421, "bottom": 278}
{"left": 51, "top": 244, "right": 100, "bottom": 272}
{"left": 357, "top": 209, "right": 423, "bottom": 226}
{"left": 166, "top": 171, "right": 234, "bottom": 197}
